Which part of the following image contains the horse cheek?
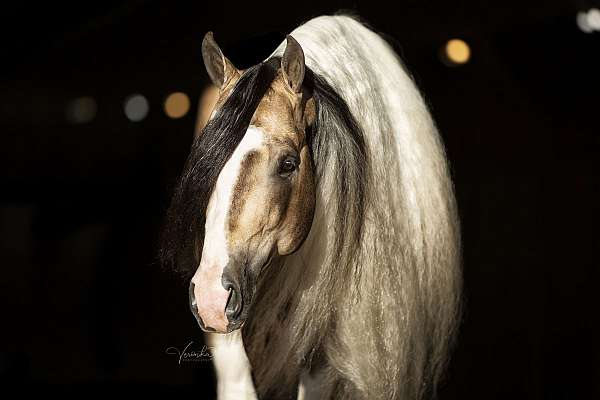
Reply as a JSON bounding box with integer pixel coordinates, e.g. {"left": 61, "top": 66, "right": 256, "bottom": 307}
{"left": 277, "top": 147, "right": 315, "bottom": 255}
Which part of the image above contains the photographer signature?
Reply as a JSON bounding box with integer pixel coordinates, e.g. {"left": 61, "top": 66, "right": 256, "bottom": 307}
{"left": 166, "top": 341, "right": 214, "bottom": 364}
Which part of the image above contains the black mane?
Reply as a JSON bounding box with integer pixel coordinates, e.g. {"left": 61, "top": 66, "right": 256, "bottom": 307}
{"left": 305, "top": 69, "right": 368, "bottom": 270}
{"left": 160, "top": 59, "right": 280, "bottom": 275}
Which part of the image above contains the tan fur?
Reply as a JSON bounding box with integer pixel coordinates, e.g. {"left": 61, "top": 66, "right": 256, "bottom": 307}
{"left": 215, "top": 69, "right": 316, "bottom": 260}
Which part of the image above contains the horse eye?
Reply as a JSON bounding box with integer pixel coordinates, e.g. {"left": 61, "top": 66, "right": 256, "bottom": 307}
{"left": 278, "top": 156, "right": 298, "bottom": 177}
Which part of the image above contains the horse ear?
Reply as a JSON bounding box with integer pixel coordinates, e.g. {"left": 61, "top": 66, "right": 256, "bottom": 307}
{"left": 202, "top": 32, "right": 239, "bottom": 89}
{"left": 281, "top": 35, "right": 305, "bottom": 93}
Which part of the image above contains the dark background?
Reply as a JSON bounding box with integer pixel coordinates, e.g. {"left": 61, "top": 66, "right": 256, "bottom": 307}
{"left": 1, "top": 1, "right": 598, "bottom": 398}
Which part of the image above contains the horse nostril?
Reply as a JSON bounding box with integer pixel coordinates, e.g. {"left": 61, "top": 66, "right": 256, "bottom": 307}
{"left": 225, "top": 286, "right": 243, "bottom": 321}
{"left": 189, "top": 281, "right": 197, "bottom": 310}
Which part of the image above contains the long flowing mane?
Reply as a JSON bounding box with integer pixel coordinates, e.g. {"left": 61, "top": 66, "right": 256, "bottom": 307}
{"left": 244, "top": 15, "right": 462, "bottom": 399}
{"left": 161, "top": 14, "right": 461, "bottom": 400}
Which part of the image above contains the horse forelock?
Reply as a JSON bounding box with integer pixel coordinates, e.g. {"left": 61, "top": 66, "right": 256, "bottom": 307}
{"left": 159, "top": 59, "right": 279, "bottom": 276}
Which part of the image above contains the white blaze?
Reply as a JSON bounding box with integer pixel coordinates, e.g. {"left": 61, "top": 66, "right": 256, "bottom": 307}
{"left": 191, "top": 126, "right": 264, "bottom": 332}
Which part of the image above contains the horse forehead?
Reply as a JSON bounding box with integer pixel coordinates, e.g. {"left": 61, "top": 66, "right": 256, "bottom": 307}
{"left": 211, "top": 126, "right": 265, "bottom": 205}
{"left": 252, "top": 84, "right": 298, "bottom": 138}
{"left": 225, "top": 125, "right": 263, "bottom": 168}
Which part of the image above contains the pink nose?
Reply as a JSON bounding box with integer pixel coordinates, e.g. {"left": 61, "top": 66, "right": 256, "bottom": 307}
{"left": 191, "top": 270, "right": 230, "bottom": 333}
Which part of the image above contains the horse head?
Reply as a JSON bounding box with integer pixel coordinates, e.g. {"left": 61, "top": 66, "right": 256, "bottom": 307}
{"left": 188, "top": 33, "right": 316, "bottom": 333}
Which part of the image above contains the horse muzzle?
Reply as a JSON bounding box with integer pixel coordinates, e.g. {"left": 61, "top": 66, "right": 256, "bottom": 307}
{"left": 189, "top": 266, "right": 250, "bottom": 333}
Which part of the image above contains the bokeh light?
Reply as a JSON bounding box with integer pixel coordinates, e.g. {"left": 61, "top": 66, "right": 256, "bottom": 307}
{"left": 443, "top": 39, "right": 471, "bottom": 66}
{"left": 195, "top": 85, "right": 219, "bottom": 136}
{"left": 577, "top": 11, "right": 594, "bottom": 33}
{"left": 124, "top": 94, "right": 150, "bottom": 122}
{"left": 587, "top": 8, "right": 600, "bottom": 30}
{"left": 65, "top": 96, "right": 97, "bottom": 124}
{"left": 164, "top": 92, "right": 190, "bottom": 119}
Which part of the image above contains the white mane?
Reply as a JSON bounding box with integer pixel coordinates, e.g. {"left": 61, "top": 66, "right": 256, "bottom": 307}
{"left": 248, "top": 15, "right": 461, "bottom": 399}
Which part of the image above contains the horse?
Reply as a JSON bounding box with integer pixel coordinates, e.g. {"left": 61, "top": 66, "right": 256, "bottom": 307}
{"left": 160, "top": 14, "right": 462, "bottom": 400}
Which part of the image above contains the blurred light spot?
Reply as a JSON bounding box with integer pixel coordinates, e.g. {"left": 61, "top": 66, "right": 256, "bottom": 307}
{"left": 196, "top": 85, "right": 219, "bottom": 136}
{"left": 587, "top": 8, "right": 600, "bottom": 30}
{"left": 66, "top": 96, "right": 97, "bottom": 124}
{"left": 444, "top": 39, "right": 471, "bottom": 66}
{"left": 164, "top": 92, "right": 190, "bottom": 119}
{"left": 577, "top": 11, "right": 594, "bottom": 33}
{"left": 124, "top": 94, "right": 149, "bottom": 122}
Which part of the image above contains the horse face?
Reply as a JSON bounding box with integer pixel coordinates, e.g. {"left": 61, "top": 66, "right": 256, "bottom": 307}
{"left": 190, "top": 35, "right": 315, "bottom": 333}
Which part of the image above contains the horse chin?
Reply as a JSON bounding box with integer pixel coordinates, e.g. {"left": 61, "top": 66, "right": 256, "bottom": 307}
{"left": 194, "top": 314, "right": 245, "bottom": 334}
{"left": 225, "top": 318, "right": 246, "bottom": 333}
{"left": 225, "top": 321, "right": 246, "bottom": 333}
